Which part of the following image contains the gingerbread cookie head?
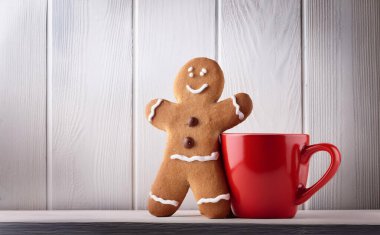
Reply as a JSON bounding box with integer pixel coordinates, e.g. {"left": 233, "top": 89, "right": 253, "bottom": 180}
{"left": 174, "top": 57, "right": 225, "bottom": 103}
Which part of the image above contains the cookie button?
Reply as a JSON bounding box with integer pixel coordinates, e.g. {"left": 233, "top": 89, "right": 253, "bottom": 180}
{"left": 183, "top": 137, "right": 195, "bottom": 148}
{"left": 188, "top": 117, "right": 199, "bottom": 127}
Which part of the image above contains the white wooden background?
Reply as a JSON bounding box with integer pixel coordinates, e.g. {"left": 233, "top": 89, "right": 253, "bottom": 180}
{"left": 0, "top": 0, "right": 379, "bottom": 210}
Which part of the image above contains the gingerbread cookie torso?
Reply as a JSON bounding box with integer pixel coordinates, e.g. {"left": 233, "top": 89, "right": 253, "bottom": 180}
{"left": 145, "top": 57, "right": 253, "bottom": 218}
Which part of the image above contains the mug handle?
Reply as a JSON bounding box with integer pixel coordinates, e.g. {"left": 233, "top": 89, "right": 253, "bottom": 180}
{"left": 295, "top": 143, "right": 341, "bottom": 205}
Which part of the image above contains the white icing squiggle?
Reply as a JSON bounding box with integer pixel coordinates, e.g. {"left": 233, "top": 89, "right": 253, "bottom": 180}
{"left": 188, "top": 66, "right": 193, "bottom": 72}
{"left": 170, "top": 152, "right": 219, "bottom": 162}
{"left": 186, "top": 84, "right": 208, "bottom": 94}
{"left": 231, "top": 95, "right": 244, "bottom": 120}
{"left": 148, "top": 99, "right": 163, "bottom": 122}
{"left": 197, "top": 193, "right": 230, "bottom": 205}
{"left": 149, "top": 192, "right": 179, "bottom": 207}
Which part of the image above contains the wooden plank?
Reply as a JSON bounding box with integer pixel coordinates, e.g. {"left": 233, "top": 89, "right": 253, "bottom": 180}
{"left": 1, "top": 210, "right": 380, "bottom": 224}
{"left": 303, "top": 0, "right": 380, "bottom": 209}
{"left": 134, "top": 0, "right": 216, "bottom": 209}
{"left": 2, "top": 223, "right": 380, "bottom": 235}
{"left": 219, "top": 0, "right": 302, "bottom": 134}
{"left": 0, "top": 0, "right": 47, "bottom": 209}
{"left": 1, "top": 211, "right": 380, "bottom": 234}
{"left": 51, "top": 0, "right": 133, "bottom": 209}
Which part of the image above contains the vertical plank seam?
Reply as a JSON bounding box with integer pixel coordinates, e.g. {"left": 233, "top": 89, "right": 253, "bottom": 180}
{"left": 46, "top": 0, "right": 52, "bottom": 210}
{"left": 215, "top": 0, "right": 219, "bottom": 61}
{"left": 132, "top": 0, "right": 137, "bottom": 210}
{"left": 300, "top": 0, "right": 307, "bottom": 210}
{"left": 300, "top": 0, "right": 305, "bottom": 136}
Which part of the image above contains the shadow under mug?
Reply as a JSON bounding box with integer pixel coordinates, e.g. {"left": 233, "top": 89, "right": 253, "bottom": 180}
{"left": 221, "top": 133, "right": 341, "bottom": 218}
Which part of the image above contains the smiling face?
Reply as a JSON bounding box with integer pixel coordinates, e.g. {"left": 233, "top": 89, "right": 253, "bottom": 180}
{"left": 174, "top": 57, "right": 224, "bottom": 103}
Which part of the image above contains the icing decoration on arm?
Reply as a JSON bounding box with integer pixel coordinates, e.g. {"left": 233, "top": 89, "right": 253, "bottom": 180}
{"left": 148, "top": 99, "right": 163, "bottom": 123}
{"left": 170, "top": 152, "right": 219, "bottom": 162}
{"left": 200, "top": 68, "right": 207, "bottom": 76}
{"left": 186, "top": 84, "right": 208, "bottom": 94}
{"left": 231, "top": 95, "right": 244, "bottom": 120}
{"left": 197, "top": 193, "right": 230, "bottom": 205}
{"left": 149, "top": 192, "right": 179, "bottom": 207}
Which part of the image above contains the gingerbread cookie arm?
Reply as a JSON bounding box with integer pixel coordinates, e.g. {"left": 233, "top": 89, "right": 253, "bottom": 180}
{"left": 213, "top": 93, "right": 253, "bottom": 132}
{"left": 145, "top": 99, "right": 175, "bottom": 131}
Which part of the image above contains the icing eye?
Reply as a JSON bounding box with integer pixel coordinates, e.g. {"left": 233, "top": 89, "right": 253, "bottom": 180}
{"left": 188, "top": 67, "right": 193, "bottom": 72}
{"left": 200, "top": 68, "right": 207, "bottom": 76}
{"left": 189, "top": 72, "right": 194, "bottom": 78}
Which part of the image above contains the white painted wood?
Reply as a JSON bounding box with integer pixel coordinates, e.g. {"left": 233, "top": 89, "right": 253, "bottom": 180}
{"left": 51, "top": 0, "right": 133, "bottom": 209}
{"left": 303, "top": 0, "right": 380, "bottom": 209}
{"left": 46, "top": 0, "right": 53, "bottom": 210}
{"left": 134, "top": 0, "right": 216, "bottom": 209}
{"left": 0, "top": 0, "right": 47, "bottom": 209}
{"left": 0, "top": 210, "right": 379, "bottom": 224}
{"left": 219, "top": 0, "right": 302, "bottom": 134}
{"left": 0, "top": 0, "right": 378, "bottom": 211}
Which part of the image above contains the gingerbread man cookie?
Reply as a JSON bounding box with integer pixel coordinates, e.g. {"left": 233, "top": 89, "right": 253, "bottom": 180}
{"left": 145, "top": 57, "right": 253, "bottom": 218}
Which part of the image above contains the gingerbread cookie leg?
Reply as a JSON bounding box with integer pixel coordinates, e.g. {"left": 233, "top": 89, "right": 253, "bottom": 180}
{"left": 188, "top": 162, "right": 230, "bottom": 219}
{"left": 148, "top": 160, "right": 189, "bottom": 217}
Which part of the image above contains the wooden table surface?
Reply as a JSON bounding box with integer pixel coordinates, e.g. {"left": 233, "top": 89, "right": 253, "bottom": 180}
{"left": 0, "top": 210, "right": 379, "bottom": 234}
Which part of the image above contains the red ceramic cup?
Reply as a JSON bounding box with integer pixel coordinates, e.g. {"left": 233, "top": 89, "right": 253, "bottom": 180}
{"left": 221, "top": 133, "right": 341, "bottom": 218}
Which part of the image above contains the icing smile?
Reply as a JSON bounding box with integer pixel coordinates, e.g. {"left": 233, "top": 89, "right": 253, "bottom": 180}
{"left": 186, "top": 84, "right": 208, "bottom": 94}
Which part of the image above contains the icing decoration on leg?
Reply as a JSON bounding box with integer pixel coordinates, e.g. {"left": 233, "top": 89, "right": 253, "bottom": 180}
{"left": 186, "top": 84, "right": 208, "bottom": 94}
{"left": 170, "top": 152, "right": 219, "bottom": 162}
{"left": 231, "top": 95, "right": 244, "bottom": 120}
{"left": 148, "top": 99, "right": 163, "bottom": 122}
{"left": 197, "top": 193, "right": 230, "bottom": 205}
{"left": 149, "top": 192, "right": 179, "bottom": 207}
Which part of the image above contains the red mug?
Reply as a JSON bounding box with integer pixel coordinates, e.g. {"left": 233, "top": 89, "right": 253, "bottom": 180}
{"left": 221, "top": 133, "right": 341, "bottom": 218}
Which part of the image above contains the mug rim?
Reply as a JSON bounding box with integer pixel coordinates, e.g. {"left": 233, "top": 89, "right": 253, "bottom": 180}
{"left": 221, "top": 133, "right": 309, "bottom": 137}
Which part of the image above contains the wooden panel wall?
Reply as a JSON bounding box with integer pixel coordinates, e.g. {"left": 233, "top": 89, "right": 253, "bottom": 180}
{"left": 303, "top": 0, "right": 380, "bottom": 209}
{"left": 219, "top": 0, "right": 302, "bottom": 134}
{"left": 0, "top": 0, "right": 47, "bottom": 209}
{"left": 51, "top": 0, "right": 133, "bottom": 209}
{"left": 0, "top": 0, "right": 379, "bottom": 210}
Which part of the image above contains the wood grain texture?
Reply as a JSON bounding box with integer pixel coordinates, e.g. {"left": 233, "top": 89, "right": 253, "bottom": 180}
{"left": 219, "top": 0, "right": 302, "bottom": 134}
{"left": 51, "top": 0, "right": 133, "bottom": 209}
{"left": 1, "top": 210, "right": 380, "bottom": 224}
{"left": 134, "top": 0, "right": 216, "bottom": 209}
{"left": 0, "top": 0, "right": 47, "bottom": 209}
{"left": 2, "top": 223, "right": 380, "bottom": 235}
{"left": 303, "top": 0, "right": 380, "bottom": 209}
{"left": 1, "top": 224, "right": 380, "bottom": 235}
{"left": 1, "top": 211, "right": 380, "bottom": 234}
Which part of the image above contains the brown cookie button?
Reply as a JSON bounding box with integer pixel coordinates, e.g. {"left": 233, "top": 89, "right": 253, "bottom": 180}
{"left": 183, "top": 137, "right": 195, "bottom": 148}
{"left": 188, "top": 117, "right": 199, "bottom": 127}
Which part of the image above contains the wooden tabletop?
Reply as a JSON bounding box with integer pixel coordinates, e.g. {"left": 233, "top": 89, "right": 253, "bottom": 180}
{"left": 0, "top": 210, "right": 379, "bottom": 234}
